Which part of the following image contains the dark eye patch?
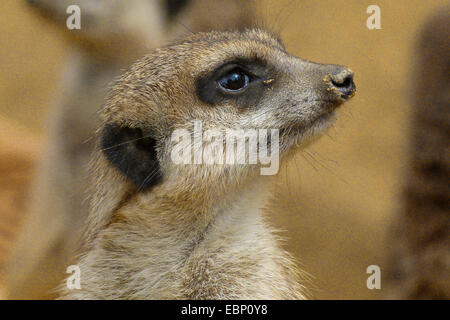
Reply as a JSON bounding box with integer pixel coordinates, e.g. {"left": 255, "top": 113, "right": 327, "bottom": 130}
{"left": 195, "top": 58, "right": 273, "bottom": 108}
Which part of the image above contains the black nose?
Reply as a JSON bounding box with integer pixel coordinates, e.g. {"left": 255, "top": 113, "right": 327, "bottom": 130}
{"left": 329, "top": 69, "right": 355, "bottom": 99}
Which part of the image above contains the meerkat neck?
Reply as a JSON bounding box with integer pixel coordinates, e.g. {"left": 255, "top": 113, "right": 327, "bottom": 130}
{"left": 65, "top": 175, "right": 304, "bottom": 299}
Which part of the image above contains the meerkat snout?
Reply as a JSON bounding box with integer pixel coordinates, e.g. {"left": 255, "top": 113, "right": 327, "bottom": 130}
{"left": 327, "top": 68, "right": 355, "bottom": 99}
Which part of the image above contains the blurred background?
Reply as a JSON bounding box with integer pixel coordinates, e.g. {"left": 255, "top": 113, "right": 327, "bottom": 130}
{"left": 0, "top": 0, "right": 448, "bottom": 299}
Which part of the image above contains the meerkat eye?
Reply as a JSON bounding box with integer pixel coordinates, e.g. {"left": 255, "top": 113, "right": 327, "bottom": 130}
{"left": 217, "top": 68, "right": 250, "bottom": 92}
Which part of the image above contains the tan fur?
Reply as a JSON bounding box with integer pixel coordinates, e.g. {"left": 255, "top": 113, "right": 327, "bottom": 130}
{"left": 60, "top": 29, "right": 355, "bottom": 299}
{"left": 4, "top": 0, "right": 255, "bottom": 299}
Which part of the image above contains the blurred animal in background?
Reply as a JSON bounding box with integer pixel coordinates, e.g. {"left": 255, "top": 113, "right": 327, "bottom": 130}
{"left": 4, "top": 0, "right": 255, "bottom": 299}
{"left": 385, "top": 8, "right": 449, "bottom": 299}
{"left": 0, "top": 116, "right": 40, "bottom": 270}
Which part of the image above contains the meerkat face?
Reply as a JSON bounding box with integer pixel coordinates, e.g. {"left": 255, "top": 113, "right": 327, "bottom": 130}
{"left": 100, "top": 29, "right": 355, "bottom": 191}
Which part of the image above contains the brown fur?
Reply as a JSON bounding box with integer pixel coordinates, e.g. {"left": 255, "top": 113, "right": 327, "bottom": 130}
{"left": 60, "top": 29, "right": 355, "bottom": 299}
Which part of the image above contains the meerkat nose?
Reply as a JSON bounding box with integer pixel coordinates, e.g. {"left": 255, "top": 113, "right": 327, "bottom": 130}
{"left": 328, "top": 68, "right": 355, "bottom": 99}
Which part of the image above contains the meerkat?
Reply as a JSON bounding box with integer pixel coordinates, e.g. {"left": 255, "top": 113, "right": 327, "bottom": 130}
{"left": 385, "top": 9, "right": 449, "bottom": 299}
{"left": 5, "top": 0, "right": 255, "bottom": 299}
{"left": 59, "top": 28, "right": 356, "bottom": 299}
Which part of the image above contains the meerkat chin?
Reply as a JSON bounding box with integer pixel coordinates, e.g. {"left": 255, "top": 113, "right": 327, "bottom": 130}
{"left": 60, "top": 28, "right": 355, "bottom": 300}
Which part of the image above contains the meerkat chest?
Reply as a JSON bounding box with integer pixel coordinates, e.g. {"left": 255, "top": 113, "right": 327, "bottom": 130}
{"left": 177, "top": 190, "right": 298, "bottom": 299}
{"left": 73, "top": 185, "right": 301, "bottom": 299}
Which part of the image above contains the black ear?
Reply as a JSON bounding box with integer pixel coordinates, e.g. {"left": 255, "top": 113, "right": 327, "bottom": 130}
{"left": 100, "top": 123, "right": 162, "bottom": 191}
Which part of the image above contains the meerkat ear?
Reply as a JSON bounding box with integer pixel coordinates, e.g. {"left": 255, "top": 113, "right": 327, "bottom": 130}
{"left": 100, "top": 123, "right": 162, "bottom": 191}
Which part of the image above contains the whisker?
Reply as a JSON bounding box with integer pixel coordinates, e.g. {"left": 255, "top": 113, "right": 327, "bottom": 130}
{"left": 137, "top": 167, "right": 160, "bottom": 192}
{"left": 101, "top": 134, "right": 155, "bottom": 151}
{"left": 270, "top": 0, "right": 297, "bottom": 35}
{"left": 177, "top": 21, "right": 194, "bottom": 34}
{"left": 299, "top": 152, "right": 319, "bottom": 172}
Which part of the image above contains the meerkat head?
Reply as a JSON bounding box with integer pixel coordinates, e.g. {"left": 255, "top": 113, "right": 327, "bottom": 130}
{"left": 99, "top": 29, "right": 355, "bottom": 194}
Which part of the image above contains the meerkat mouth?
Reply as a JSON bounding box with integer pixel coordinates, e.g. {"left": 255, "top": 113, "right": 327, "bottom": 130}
{"left": 304, "top": 98, "right": 345, "bottom": 128}
{"left": 279, "top": 106, "right": 339, "bottom": 154}
{"left": 281, "top": 107, "right": 337, "bottom": 138}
